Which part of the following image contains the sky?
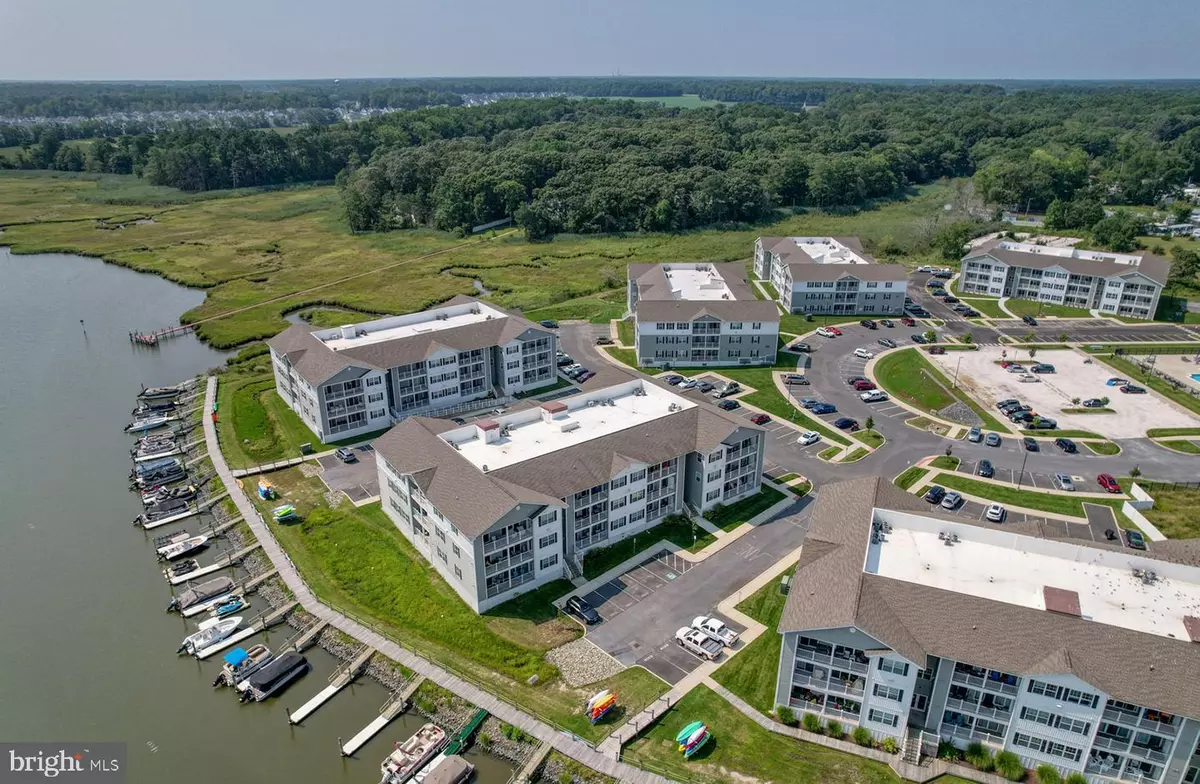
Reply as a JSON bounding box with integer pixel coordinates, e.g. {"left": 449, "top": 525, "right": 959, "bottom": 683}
{"left": 2, "top": 0, "right": 1199, "bottom": 82}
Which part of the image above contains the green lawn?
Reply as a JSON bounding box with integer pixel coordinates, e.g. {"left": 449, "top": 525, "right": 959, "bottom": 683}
{"left": 905, "top": 416, "right": 932, "bottom": 429}
{"left": 1003, "top": 299, "right": 1093, "bottom": 319}
{"left": 617, "top": 318, "right": 635, "bottom": 347}
{"left": 1093, "top": 354, "right": 1200, "bottom": 419}
{"left": 842, "top": 447, "right": 869, "bottom": 462}
{"left": 525, "top": 291, "right": 628, "bottom": 324}
{"left": 1021, "top": 429, "right": 1103, "bottom": 439}
{"left": 895, "top": 466, "right": 930, "bottom": 490}
{"left": 1147, "top": 427, "right": 1200, "bottom": 438}
{"left": 624, "top": 686, "right": 903, "bottom": 784}
{"left": 859, "top": 429, "right": 885, "bottom": 448}
{"left": 258, "top": 468, "right": 665, "bottom": 741}
{"left": 706, "top": 485, "right": 787, "bottom": 532}
{"left": 603, "top": 346, "right": 640, "bottom": 369}
{"left": 1060, "top": 407, "right": 1115, "bottom": 414}
{"left": 778, "top": 312, "right": 900, "bottom": 335}
{"left": 775, "top": 472, "right": 802, "bottom": 484}
{"left": 711, "top": 568, "right": 794, "bottom": 716}
{"left": 581, "top": 515, "right": 715, "bottom": 578}
{"left": 930, "top": 455, "right": 960, "bottom": 470}
{"left": 1084, "top": 343, "right": 1200, "bottom": 355}
{"left": 874, "top": 348, "right": 1009, "bottom": 431}
{"left": 1083, "top": 441, "right": 1122, "bottom": 455}
{"left": 933, "top": 474, "right": 1126, "bottom": 518}
{"left": 761, "top": 281, "right": 781, "bottom": 301}
{"left": 958, "top": 297, "right": 1009, "bottom": 319}
{"left": 1160, "top": 440, "right": 1200, "bottom": 454}
{"left": 1120, "top": 481, "right": 1200, "bottom": 539}
{"left": 818, "top": 446, "right": 841, "bottom": 460}
{"left": 514, "top": 376, "right": 575, "bottom": 398}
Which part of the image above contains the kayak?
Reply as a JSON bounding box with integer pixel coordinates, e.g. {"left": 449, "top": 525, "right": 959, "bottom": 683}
{"left": 684, "top": 730, "right": 711, "bottom": 758}
{"left": 679, "top": 725, "right": 707, "bottom": 752}
{"left": 675, "top": 721, "right": 705, "bottom": 745}
{"left": 586, "top": 689, "right": 611, "bottom": 712}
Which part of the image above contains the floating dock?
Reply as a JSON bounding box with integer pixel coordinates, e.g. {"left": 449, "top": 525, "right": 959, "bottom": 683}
{"left": 181, "top": 590, "right": 240, "bottom": 618}
{"left": 513, "top": 742, "right": 552, "bottom": 784}
{"left": 287, "top": 619, "right": 328, "bottom": 652}
{"left": 193, "top": 600, "right": 297, "bottom": 659}
{"left": 340, "top": 676, "right": 425, "bottom": 757}
{"left": 288, "top": 647, "right": 375, "bottom": 725}
{"left": 167, "top": 543, "right": 261, "bottom": 586}
{"left": 135, "top": 448, "right": 183, "bottom": 463}
{"left": 241, "top": 569, "right": 278, "bottom": 593}
{"left": 207, "top": 515, "right": 244, "bottom": 536}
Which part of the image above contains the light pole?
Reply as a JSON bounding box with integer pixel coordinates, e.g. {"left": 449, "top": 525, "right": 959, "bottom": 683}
{"left": 1016, "top": 444, "right": 1031, "bottom": 489}
{"left": 953, "top": 355, "right": 963, "bottom": 388}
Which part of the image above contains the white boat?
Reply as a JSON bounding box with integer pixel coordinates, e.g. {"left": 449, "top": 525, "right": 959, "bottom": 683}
{"left": 156, "top": 534, "right": 209, "bottom": 561}
{"left": 168, "top": 576, "right": 236, "bottom": 614}
{"left": 139, "top": 385, "right": 184, "bottom": 400}
{"left": 124, "top": 414, "right": 176, "bottom": 433}
{"left": 414, "top": 755, "right": 474, "bottom": 784}
{"left": 178, "top": 616, "right": 242, "bottom": 655}
{"left": 136, "top": 504, "right": 199, "bottom": 531}
{"left": 213, "top": 645, "right": 275, "bottom": 688}
{"left": 380, "top": 724, "right": 447, "bottom": 784}
{"left": 134, "top": 445, "right": 182, "bottom": 462}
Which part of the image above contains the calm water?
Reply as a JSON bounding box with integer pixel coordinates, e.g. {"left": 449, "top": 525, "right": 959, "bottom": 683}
{"left": 0, "top": 248, "right": 514, "bottom": 784}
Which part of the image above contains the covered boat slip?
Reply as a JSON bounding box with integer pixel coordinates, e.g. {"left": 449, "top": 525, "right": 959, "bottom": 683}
{"left": 171, "top": 576, "right": 236, "bottom": 616}
{"left": 239, "top": 651, "right": 309, "bottom": 702}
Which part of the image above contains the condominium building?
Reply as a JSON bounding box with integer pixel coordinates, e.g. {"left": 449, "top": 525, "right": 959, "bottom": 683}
{"left": 776, "top": 477, "right": 1200, "bottom": 784}
{"left": 373, "top": 378, "right": 766, "bottom": 612}
{"left": 960, "top": 240, "right": 1170, "bottom": 320}
{"left": 265, "top": 296, "right": 557, "bottom": 442}
{"left": 754, "top": 237, "right": 908, "bottom": 315}
{"left": 627, "top": 262, "right": 781, "bottom": 368}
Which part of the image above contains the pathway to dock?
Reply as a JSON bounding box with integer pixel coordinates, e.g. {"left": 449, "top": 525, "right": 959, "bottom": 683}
{"left": 341, "top": 676, "right": 425, "bottom": 758}
{"left": 201, "top": 376, "right": 669, "bottom": 783}
{"left": 289, "top": 646, "right": 375, "bottom": 725}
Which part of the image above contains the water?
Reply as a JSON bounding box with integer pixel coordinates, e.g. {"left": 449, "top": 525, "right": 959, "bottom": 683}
{"left": 0, "top": 249, "right": 515, "bottom": 784}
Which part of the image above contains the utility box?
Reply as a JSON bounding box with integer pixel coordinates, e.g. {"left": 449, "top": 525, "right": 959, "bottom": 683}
{"left": 780, "top": 574, "right": 791, "bottom": 595}
{"left": 300, "top": 443, "right": 313, "bottom": 455}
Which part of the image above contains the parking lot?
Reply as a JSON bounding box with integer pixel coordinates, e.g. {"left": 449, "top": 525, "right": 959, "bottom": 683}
{"left": 316, "top": 444, "right": 379, "bottom": 502}
{"left": 993, "top": 320, "right": 1197, "bottom": 344}
{"left": 924, "top": 345, "right": 1199, "bottom": 438}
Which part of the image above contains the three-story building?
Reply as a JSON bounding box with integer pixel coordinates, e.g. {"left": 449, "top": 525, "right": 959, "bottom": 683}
{"left": 754, "top": 236, "right": 908, "bottom": 316}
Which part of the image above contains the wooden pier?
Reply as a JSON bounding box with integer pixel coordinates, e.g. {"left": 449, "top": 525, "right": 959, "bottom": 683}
{"left": 167, "top": 542, "right": 262, "bottom": 585}
{"left": 340, "top": 676, "right": 425, "bottom": 757}
{"left": 197, "top": 490, "right": 228, "bottom": 509}
{"left": 207, "top": 515, "right": 244, "bottom": 537}
{"left": 287, "top": 646, "right": 375, "bottom": 725}
{"left": 192, "top": 600, "right": 298, "bottom": 660}
{"left": 513, "top": 742, "right": 553, "bottom": 783}
{"left": 241, "top": 568, "right": 278, "bottom": 593}
{"left": 129, "top": 324, "right": 194, "bottom": 347}
{"left": 287, "top": 619, "right": 328, "bottom": 652}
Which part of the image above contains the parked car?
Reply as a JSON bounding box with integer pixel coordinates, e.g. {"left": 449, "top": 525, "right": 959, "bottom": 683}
{"left": 834, "top": 417, "right": 860, "bottom": 431}
{"left": 557, "top": 355, "right": 574, "bottom": 366}
{"left": 1106, "top": 377, "right": 1128, "bottom": 386}
{"left": 846, "top": 376, "right": 868, "bottom": 386}
{"left": 985, "top": 433, "right": 1002, "bottom": 448}
{"left": 1053, "top": 474, "right": 1075, "bottom": 491}
{"left": 565, "top": 595, "right": 600, "bottom": 624}
{"left": 809, "top": 402, "right": 835, "bottom": 415}
{"left": 789, "top": 341, "right": 812, "bottom": 353}
{"left": 1018, "top": 374, "right": 1040, "bottom": 383}
{"left": 1022, "top": 437, "right": 1039, "bottom": 452}
{"left": 717, "top": 400, "right": 740, "bottom": 411}
{"left": 800, "top": 397, "right": 819, "bottom": 409}
{"left": 878, "top": 338, "right": 897, "bottom": 348}
{"left": 853, "top": 347, "right": 874, "bottom": 360}
{"left": 1121, "top": 384, "right": 1147, "bottom": 394}
{"left": 750, "top": 413, "right": 771, "bottom": 425}
{"left": 941, "top": 491, "right": 963, "bottom": 510}
{"left": 827, "top": 326, "right": 843, "bottom": 335}
{"left": 852, "top": 380, "right": 877, "bottom": 391}
{"left": 927, "top": 345, "right": 946, "bottom": 355}
{"left": 539, "top": 319, "right": 559, "bottom": 328}
{"left": 961, "top": 308, "right": 981, "bottom": 318}
{"left": 977, "top": 459, "right": 995, "bottom": 477}
{"left": 678, "top": 378, "right": 697, "bottom": 390}
{"left": 995, "top": 399, "right": 1019, "bottom": 411}
{"left": 595, "top": 336, "right": 613, "bottom": 345}
{"left": 953, "top": 304, "right": 971, "bottom": 313}
{"left": 910, "top": 334, "right": 927, "bottom": 344}
{"left": 860, "top": 319, "right": 878, "bottom": 329}
{"left": 924, "top": 486, "right": 946, "bottom": 504}
{"left": 1097, "top": 474, "right": 1122, "bottom": 493}
{"left": 1055, "top": 437, "right": 1077, "bottom": 453}
{"left": 816, "top": 327, "right": 837, "bottom": 338}
{"left": 1126, "top": 530, "right": 1147, "bottom": 550}
{"left": 697, "top": 382, "right": 715, "bottom": 393}
{"left": 985, "top": 503, "right": 1006, "bottom": 523}
{"left": 335, "top": 447, "right": 357, "bottom": 463}
{"left": 797, "top": 431, "right": 821, "bottom": 446}
{"left": 1082, "top": 398, "right": 1105, "bottom": 408}
{"left": 968, "top": 427, "right": 982, "bottom": 443}
{"left": 1006, "top": 364, "right": 1026, "bottom": 374}
{"left": 783, "top": 373, "right": 809, "bottom": 386}
{"left": 901, "top": 317, "right": 916, "bottom": 327}
{"left": 451, "top": 417, "right": 467, "bottom": 426}
{"left": 1021, "top": 314, "right": 1038, "bottom": 326}
{"left": 927, "top": 280, "right": 944, "bottom": 289}
{"left": 1009, "top": 411, "right": 1033, "bottom": 423}
{"left": 1031, "top": 363, "right": 1055, "bottom": 374}
{"left": 578, "top": 371, "right": 595, "bottom": 382}
{"left": 664, "top": 374, "right": 684, "bottom": 386}
{"left": 1027, "top": 417, "right": 1057, "bottom": 430}
{"left": 942, "top": 295, "right": 960, "bottom": 304}
{"left": 860, "top": 390, "right": 888, "bottom": 403}
{"left": 880, "top": 319, "right": 895, "bottom": 328}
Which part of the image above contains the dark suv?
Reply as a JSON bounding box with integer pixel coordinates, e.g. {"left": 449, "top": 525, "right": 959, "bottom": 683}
{"left": 860, "top": 319, "right": 878, "bottom": 329}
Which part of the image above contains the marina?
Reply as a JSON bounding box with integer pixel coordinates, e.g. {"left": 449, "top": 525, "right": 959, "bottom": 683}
{"left": 289, "top": 646, "right": 377, "bottom": 725}
{"left": 193, "top": 600, "right": 298, "bottom": 660}
{"left": 166, "top": 542, "right": 262, "bottom": 585}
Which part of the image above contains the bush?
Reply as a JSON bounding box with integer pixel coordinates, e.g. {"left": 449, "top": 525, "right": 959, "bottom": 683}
{"left": 1036, "top": 764, "right": 1062, "bottom": 784}
{"left": 477, "top": 732, "right": 491, "bottom": 747}
{"left": 802, "top": 712, "right": 822, "bottom": 733}
{"left": 964, "top": 740, "right": 994, "bottom": 771}
{"left": 825, "top": 719, "right": 843, "bottom": 739}
{"left": 852, "top": 726, "right": 872, "bottom": 746}
{"left": 882, "top": 736, "right": 899, "bottom": 754}
{"left": 1065, "top": 774, "right": 1088, "bottom": 784}
{"left": 557, "top": 772, "right": 572, "bottom": 784}
{"left": 937, "top": 741, "right": 961, "bottom": 761}
{"left": 995, "top": 750, "right": 1026, "bottom": 781}
{"left": 1130, "top": 465, "right": 1141, "bottom": 478}
{"left": 776, "top": 706, "right": 797, "bottom": 727}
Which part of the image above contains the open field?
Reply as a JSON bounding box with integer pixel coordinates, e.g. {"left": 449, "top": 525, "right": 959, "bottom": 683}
{"left": 0, "top": 171, "right": 958, "bottom": 348}
{"left": 1123, "top": 481, "right": 1200, "bottom": 539}
{"left": 711, "top": 567, "right": 795, "bottom": 715}
{"left": 1002, "top": 299, "right": 1093, "bottom": 319}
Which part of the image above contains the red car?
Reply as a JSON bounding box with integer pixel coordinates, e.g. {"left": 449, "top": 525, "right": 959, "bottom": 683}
{"left": 827, "top": 326, "right": 843, "bottom": 336}
{"left": 901, "top": 317, "right": 916, "bottom": 327}
{"left": 852, "top": 380, "right": 876, "bottom": 391}
{"left": 750, "top": 413, "right": 771, "bottom": 425}
{"left": 1097, "top": 474, "right": 1122, "bottom": 493}
{"left": 927, "top": 345, "right": 945, "bottom": 355}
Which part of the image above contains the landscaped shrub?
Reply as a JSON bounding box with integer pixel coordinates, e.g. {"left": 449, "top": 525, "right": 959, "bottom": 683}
{"left": 1065, "top": 773, "right": 1088, "bottom": 784}
{"left": 882, "top": 736, "right": 899, "bottom": 754}
{"left": 938, "top": 741, "right": 961, "bottom": 761}
{"left": 1036, "top": 764, "right": 1062, "bottom": 784}
{"left": 964, "top": 740, "right": 994, "bottom": 771}
{"left": 995, "top": 750, "right": 1026, "bottom": 781}
{"left": 776, "top": 706, "right": 797, "bottom": 726}
{"left": 852, "top": 726, "right": 873, "bottom": 746}
{"left": 802, "top": 712, "right": 822, "bottom": 733}
{"left": 825, "top": 719, "right": 843, "bottom": 739}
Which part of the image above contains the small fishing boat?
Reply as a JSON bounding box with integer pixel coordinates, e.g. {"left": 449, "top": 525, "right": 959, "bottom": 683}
{"left": 213, "top": 645, "right": 274, "bottom": 688}
{"left": 167, "top": 576, "right": 236, "bottom": 614}
{"left": 237, "top": 652, "right": 309, "bottom": 702}
{"left": 136, "top": 504, "right": 198, "bottom": 530}
{"left": 133, "top": 432, "right": 177, "bottom": 450}
{"left": 210, "top": 595, "right": 246, "bottom": 618}
{"left": 380, "top": 724, "right": 447, "bottom": 784}
{"left": 156, "top": 534, "right": 209, "bottom": 561}
{"left": 124, "top": 414, "right": 174, "bottom": 433}
{"left": 179, "top": 615, "right": 242, "bottom": 655}
{"left": 139, "top": 385, "right": 183, "bottom": 400}
{"left": 163, "top": 558, "right": 200, "bottom": 580}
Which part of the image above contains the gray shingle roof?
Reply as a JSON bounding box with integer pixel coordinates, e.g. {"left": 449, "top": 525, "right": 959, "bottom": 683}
{"left": 266, "top": 323, "right": 362, "bottom": 386}
{"left": 779, "top": 477, "right": 1200, "bottom": 719}
{"left": 965, "top": 240, "right": 1171, "bottom": 285}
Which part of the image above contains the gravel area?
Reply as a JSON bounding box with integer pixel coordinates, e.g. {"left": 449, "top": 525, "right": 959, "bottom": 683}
{"left": 298, "top": 462, "right": 321, "bottom": 478}
{"left": 936, "top": 401, "right": 982, "bottom": 426}
{"left": 412, "top": 682, "right": 475, "bottom": 730}
{"left": 476, "top": 716, "right": 537, "bottom": 766}
{"left": 546, "top": 638, "right": 624, "bottom": 687}
{"left": 536, "top": 751, "right": 616, "bottom": 784}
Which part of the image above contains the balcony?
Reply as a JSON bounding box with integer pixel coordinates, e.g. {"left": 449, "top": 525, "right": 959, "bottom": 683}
{"left": 981, "top": 678, "right": 1018, "bottom": 696}
{"left": 482, "top": 529, "right": 531, "bottom": 555}
{"left": 1092, "top": 735, "right": 1131, "bottom": 753}
{"left": 1102, "top": 708, "right": 1178, "bottom": 737}
{"left": 647, "top": 483, "right": 676, "bottom": 503}
{"left": 832, "top": 655, "right": 868, "bottom": 675}
{"left": 1129, "top": 745, "right": 1170, "bottom": 765}
{"left": 824, "top": 706, "right": 862, "bottom": 723}
{"left": 940, "top": 723, "right": 1004, "bottom": 746}
{"left": 792, "top": 671, "right": 827, "bottom": 689}
{"left": 823, "top": 679, "right": 865, "bottom": 698}
{"left": 796, "top": 645, "right": 834, "bottom": 666}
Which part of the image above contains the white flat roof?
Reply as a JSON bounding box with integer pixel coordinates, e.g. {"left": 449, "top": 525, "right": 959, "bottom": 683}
{"left": 315, "top": 301, "right": 509, "bottom": 350}
{"left": 783, "top": 237, "right": 871, "bottom": 265}
{"left": 442, "top": 379, "right": 696, "bottom": 472}
{"left": 865, "top": 511, "right": 1200, "bottom": 642}
{"left": 995, "top": 241, "right": 1143, "bottom": 267}
{"left": 664, "top": 266, "right": 735, "bottom": 301}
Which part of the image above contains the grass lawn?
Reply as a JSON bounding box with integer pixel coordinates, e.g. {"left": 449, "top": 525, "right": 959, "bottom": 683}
{"left": 525, "top": 291, "right": 628, "bottom": 324}
{"left": 624, "top": 686, "right": 903, "bottom": 784}
{"left": 895, "top": 466, "right": 929, "bottom": 490}
{"left": 616, "top": 318, "right": 635, "bottom": 347}
{"left": 1119, "top": 481, "right": 1200, "bottom": 539}
{"left": 1003, "top": 299, "right": 1093, "bottom": 319}
{"left": 874, "top": 349, "right": 1009, "bottom": 431}
{"left": 775, "top": 472, "right": 801, "bottom": 483}
{"left": 818, "top": 446, "right": 841, "bottom": 460}
{"left": 711, "top": 567, "right": 794, "bottom": 716}
{"left": 1060, "top": 407, "right": 1115, "bottom": 414}
{"left": 930, "top": 455, "right": 960, "bottom": 470}
{"left": 1160, "top": 440, "right": 1200, "bottom": 454}
{"left": 1020, "top": 429, "right": 1103, "bottom": 439}
{"left": 581, "top": 515, "right": 715, "bottom": 578}
{"left": 1147, "top": 427, "right": 1200, "bottom": 438}
{"left": 603, "top": 346, "right": 640, "bottom": 369}
{"left": 257, "top": 468, "right": 665, "bottom": 740}
{"left": 1093, "top": 354, "right": 1200, "bottom": 419}
{"left": 905, "top": 416, "right": 932, "bottom": 429}
{"left": 933, "top": 474, "right": 1126, "bottom": 518}
{"left": 959, "top": 297, "right": 1009, "bottom": 319}
{"left": 1083, "top": 441, "right": 1121, "bottom": 455}
{"left": 842, "top": 447, "right": 869, "bottom": 462}
{"left": 859, "top": 429, "right": 885, "bottom": 448}
{"left": 778, "top": 312, "right": 900, "bottom": 335}
{"left": 706, "top": 485, "right": 787, "bottom": 532}
{"left": 761, "top": 280, "right": 781, "bottom": 301}
{"left": 514, "top": 376, "right": 574, "bottom": 398}
{"left": 1084, "top": 343, "right": 1200, "bottom": 355}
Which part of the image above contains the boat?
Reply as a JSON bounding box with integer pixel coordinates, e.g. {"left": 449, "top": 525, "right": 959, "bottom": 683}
{"left": 133, "top": 445, "right": 182, "bottom": 463}
{"left": 237, "top": 651, "right": 309, "bottom": 702}
{"left": 677, "top": 722, "right": 711, "bottom": 758}
{"left": 143, "top": 484, "right": 197, "bottom": 507}
{"left": 167, "top": 576, "right": 236, "bottom": 613}
{"left": 684, "top": 729, "right": 711, "bottom": 759}
{"left": 124, "top": 414, "right": 175, "bottom": 433}
{"left": 414, "top": 755, "right": 474, "bottom": 784}
{"left": 139, "top": 385, "right": 184, "bottom": 400}
{"left": 210, "top": 595, "right": 246, "bottom": 618}
{"left": 163, "top": 558, "right": 199, "bottom": 580}
{"left": 380, "top": 724, "right": 447, "bottom": 784}
{"left": 132, "top": 465, "right": 187, "bottom": 489}
{"left": 675, "top": 721, "right": 705, "bottom": 745}
{"left": 132, "top": 399, "right": 176, "bottom": 415}
{"left": 586, "top": 691, "right": 616, "bottom": 724}
{"left": 156, "top": 534, "right": 208, "bottom": 561}
{"left": 153, "top": 529, "right": 192, "bottom": 548}
{"left": 272, "top": 504, "right": 298, "bottom": 522}
{"left": 135, "top": 502, "right": 198, "bottom": 530}
{"left": 178, "top": 615, "right": 242, "bottom": 655}
{"left": 213, "top": 645, "right": 275, "bottom": 688}
{"left": 132, "top": 457, "right": 183, "bottom": 477}
{"left": 133, "top": 432, "right": 177, "bottom": 450}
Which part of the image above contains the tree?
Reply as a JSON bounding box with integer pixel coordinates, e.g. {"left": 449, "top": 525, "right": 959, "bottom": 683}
{"left": 924, "top": 329, "right": 937, "bottom": 343}
{"left": 865, "top": 416, "right": 875, "bottom": 431}
{"left": 1028, "top": 347, "right": 1038, "bottom": 362}
{"left": 1170, "top": 202, "right": 1193, "bottom": 224}
{"left": 1091, "top": 212, "right": 1144, "bottom": 252}
{"left": 1167, "top": 247, "right": 1200, "bottom": 290}
{"left": 933, "top": 221, "right": 976, "bottom": 261}
{"left": 962, "top": 331, "right": 974, "bottom": 345}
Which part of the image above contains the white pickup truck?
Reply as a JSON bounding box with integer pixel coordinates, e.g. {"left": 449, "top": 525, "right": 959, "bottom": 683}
{"left": 692, "top": 616, "right": 739, "bottom": 646}
{"left": 675, "top": 627, "right": 723, "bottom": 660}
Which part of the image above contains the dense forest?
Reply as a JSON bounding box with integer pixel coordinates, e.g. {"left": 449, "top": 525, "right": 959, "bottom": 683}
{"left": 3, "top": 81, "right": 1200, "bottom": 241}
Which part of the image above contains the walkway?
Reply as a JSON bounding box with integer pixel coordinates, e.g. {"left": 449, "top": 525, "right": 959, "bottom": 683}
{"left": 201, "top": 377, "right": 669, "bottom": 784}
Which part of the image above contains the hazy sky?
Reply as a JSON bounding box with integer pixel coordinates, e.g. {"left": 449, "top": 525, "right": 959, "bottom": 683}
{"left": 2, "top": 0, "right": 1199, "bottom": 81}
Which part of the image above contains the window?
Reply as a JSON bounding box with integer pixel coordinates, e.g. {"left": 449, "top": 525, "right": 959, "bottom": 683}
{"left": 370, "top": 409, "right": 387, "bottom": 419}
{"left": 1011, "top": 733, "right": 1082, "bottom": 763}
{"left": 629, "top": 489, "right": 645, "bottom": 503}
{"left": 610, "top": 475, "right": 628, "bottom": 490}
{"left": 752, "top": 322, "right": 762, "bottom": 330}
{"left": 873, "top": 684, "right": 904, "bottom": 702}
{"left": 452, "top": 543, "right": 460, "bottom": 558}
{"left": 868, "top": 708, "right": 899, "bottom": 728}
{"left": 629, "top": 469, "right": 647, "bottom": 482}
{"left": 507, "top": 375, "right": 520, "bottom": 384}
{"left": 453, "top": 566, "right": 462, "bottom": 580}
{"left": 436, "top": 547, "right": 447, "bottom": 564}
{"left": 877, "top": 659, "right": 909, "bottom": 676}
{"left": 706, "top": 470, "right": 722, "bottom": 482}
{"left": 539, "top": 555, "right": 558, "bottom": 570}
{"left": 538, "top": 533, "right": 558, "bottom": 549}
{"left": 705, "top": 489, "right": 721, "bottom": 502}
{"left": 506, "top": 360, "right": 520, "bottom": 370}
{"left": 916, "top": 668, "right": 932, "bottom": 681}
{"left": 368, "top": 392, "right": 385, "bottom": 403}
{"left": 436, "top": 527, "right": 446, "bottom": 542}
{"left": 911, "top": 694, "right": 928, "bottom": 712}
{"left": 730, "top": 322, "right": 743, "bottom": 330}
{"left": 365, "top": 375, "right": 383, "bottom": 387}
{"left": 628, "top": 509, "right": 645, "bottom": 525}
{"left": 609, "top": 496, "right": 627, "bottom": 512}
{"left": 609, "top": 515, "right": 627, "bottom": 531}
{"left": 708, "top": 452, "right": 722, "bottom": 464}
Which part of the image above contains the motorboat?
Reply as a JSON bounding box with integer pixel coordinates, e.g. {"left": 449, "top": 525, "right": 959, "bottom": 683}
{"left": 156, "top": 534, "right": 209, "bottom": 561}
{"left": 133, "top": 445, "right": 182, "bottom": 463}
{"left": 132, "top": 465, "right": 187, "bottom": 489}
{"left": 416, "top": 756, "right": 474, "bottom": 784}
{"left": 132, "top": 399, "right": 176, "bottom": 415}
{"left": 210, "top": 595, "right": 246, "bottom": 618}
{"left": 380, "top": 724, "right": 447, "bottom": 784}
{"left": 163, "top": 558, "right": 199, "bottom": 580}
{"left": 124, "top": 414, "right": 174, "bottom": 433}
{"left": 139, "top": 385, "right": 184, "bottom": 400}
{"left": 144, "top": 484, "right": 197, "bottom": 507}
{"left": 178, "top": 615, "right": 242, "bottom": 655}
{"left": 213, "top": 645, "right": 274, "bottom": 688}
{"left": 167, "top": 576, "right": 236, "bottom": 613}
{"left": 132, "top": 457, "right": 182, "bottom": 477}
{"left": 153, "top": 529, "right": 192, "bottom": 548}
{"left": 237, "top": 652, "right": 308, "bottom": 702}
{"left": 135, "top": 502, "right": 197, "bottom": 530}
{"left": 133, "top": 432, "right": 177, "bottom": 450}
